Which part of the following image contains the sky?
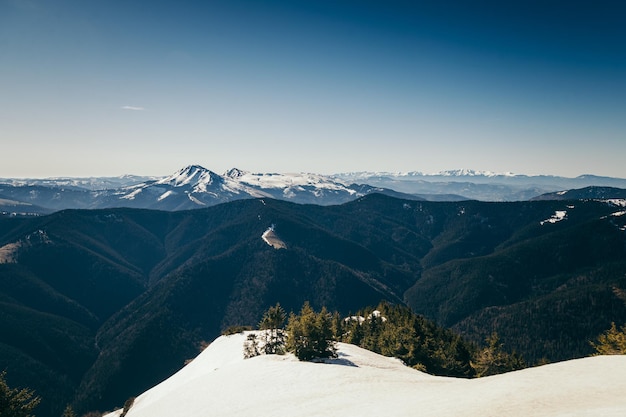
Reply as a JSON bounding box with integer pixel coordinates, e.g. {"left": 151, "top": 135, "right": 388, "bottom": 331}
{"left": 1, "top": 0, "right": 625, "bottom": 178}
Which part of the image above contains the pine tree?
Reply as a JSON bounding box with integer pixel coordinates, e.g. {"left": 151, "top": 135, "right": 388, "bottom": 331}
{"left": 361, "top": 311, "right": 383, "bottom": 352}
{"left": 0, "top": 371, "right": 40, "bottom": 417}
{"left": 337, "top": 302, "right": 476, "bottom": 377}
{"left": 315, "top": 306, "right": 338, "bottom": 359}
{"left": 342, "top": 315, "right": 364, "bottom": 345}
{"left": 331, "top": 311, "right": 344, "bottom": 340}
{"left": 471, "top": 333, "right": 525, "bottom": 377}
{"left": 61, "top": 405, "right": 76, "bottom": 417}
{"left": 258, "top": 303, "right": 286, "bottom": 354}
{"left": 286, "top": 302, "right": 337, "bottom": 361}
{"left": 591, "top": 322, "right": 626, "bottom": 355}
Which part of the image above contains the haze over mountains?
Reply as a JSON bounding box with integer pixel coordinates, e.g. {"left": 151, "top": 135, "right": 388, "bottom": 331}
{"left": 2, "top": 165, "right": 626, "bottom": 215}
{"left": 337, "top": 170, "right": 626, "bottom": 201}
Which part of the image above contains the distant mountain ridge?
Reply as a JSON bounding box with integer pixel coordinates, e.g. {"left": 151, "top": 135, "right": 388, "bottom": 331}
{"left": 334, "top": 171, "right": 626, "bottom": 201}
{"left": 532, "top": 186, "right": 626, "bottom": 201}
{"left": 2, "top": 165, "right": 626, "bottom": 214}
{"left": 0, "top": 165, "right": 428, "bottom": 213}
{"left": 0, "top": 174, "right": 156, "bottom": 190}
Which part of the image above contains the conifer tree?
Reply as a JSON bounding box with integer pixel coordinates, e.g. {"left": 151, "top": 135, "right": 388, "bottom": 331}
{"left": 0, "top": 371, "right": 40, "bottom": 417}
{"left": 315, "top": 306, "right": 337, "bottom": 358}
{"left": 361, "top": 311, "right": 383, "bottom": 352}
{"left": 258, "top": 303, "right": 286, "bottom": 354}
{"left": 286, "top": 302, "right": 337, "bottom": 361}
{"left": 61, "top": 405, "right": 76, "bottom": 417}
{"left": 331, "top": 311, "right": 344, "bottom": 340}
{"left": 591, "top": 322, "right": 626, "bottom": 355}
{"left": 471, "top": 333, "right": 525, "bottom": 377}
{"left": 343, "top": 315, "right": 364, "bottom": 345}
{"left": 337, "top": 302, "right": 476, "bottom": 377}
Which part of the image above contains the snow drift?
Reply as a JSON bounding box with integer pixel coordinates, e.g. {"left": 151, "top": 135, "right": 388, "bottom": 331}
{"left": 105, "top": 332, "right": 626, "bottom": 417}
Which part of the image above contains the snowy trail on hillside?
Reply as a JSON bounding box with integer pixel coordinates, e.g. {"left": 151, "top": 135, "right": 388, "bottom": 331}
{"left": 105, "top": 333, "right": 626, "bottom": 417}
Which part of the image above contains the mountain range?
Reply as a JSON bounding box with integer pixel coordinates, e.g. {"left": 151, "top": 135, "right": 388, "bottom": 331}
{"left": 3, "top": 165, "right": 626, "bottom": 215}
{"left": 1, "top": 193, "right": 625, "bottom": 416}
{"left": 0, "top": 165, "right": 422, "bottom": 214}
{"left": 335, "top": 170, "right": 626, "bottom": 201}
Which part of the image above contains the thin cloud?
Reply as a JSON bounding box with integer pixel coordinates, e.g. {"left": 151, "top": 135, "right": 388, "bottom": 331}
{"left": 121, "top": 105, "right": 146, "bottom": 111}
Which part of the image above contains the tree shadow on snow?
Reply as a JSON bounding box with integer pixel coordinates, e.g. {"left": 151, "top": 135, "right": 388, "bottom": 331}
{"left": 312, "top": 352, "right": 358, "bottom": 367}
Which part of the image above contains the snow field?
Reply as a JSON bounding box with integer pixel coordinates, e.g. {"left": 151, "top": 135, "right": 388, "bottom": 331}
{"left": 105, "top": 332, "right": 626, "bottom": 417}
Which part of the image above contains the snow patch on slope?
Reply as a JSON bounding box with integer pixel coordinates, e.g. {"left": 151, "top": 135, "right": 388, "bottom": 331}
{"left": 234, "top": 170, "right": 355, "bottom": 193}
{"left": 157, "top": 190, "right": 174, "bottom": 201}
{"left": 540, "top": 210, "right": 567, "bottom": 225}
{"left": 186, "top": 193, "right": 207, "bottom": 206}
{"left": 606, "top": 199, "right": 626, "bottom": 208}
{"left": 345, "top": 310, "right": 388, "bottom": 324}
{"left": 121, "top": 188, "right": 142, "bottom": 200}
{"left": 262, "top": 225, "right": 287, "bottom": 249}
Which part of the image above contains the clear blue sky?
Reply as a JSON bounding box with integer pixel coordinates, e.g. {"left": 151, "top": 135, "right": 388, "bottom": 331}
{"left": 1, "top": 0, "right": 625, "bottom": 178}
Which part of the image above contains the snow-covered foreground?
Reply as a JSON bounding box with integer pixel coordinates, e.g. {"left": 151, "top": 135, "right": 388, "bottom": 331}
{"left": 105, "top": 332, "right": 626, "bottom": 417}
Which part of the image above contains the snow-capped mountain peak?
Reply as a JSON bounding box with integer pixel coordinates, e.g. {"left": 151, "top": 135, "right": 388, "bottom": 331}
{"left": 109, "top": 165, "right": 386, "bottom": 210}
{"left": 224, "top": 168, "right": 248, "bottom": 179}
{"left": 157, "top": 165, "right": 221, "bottom": 187}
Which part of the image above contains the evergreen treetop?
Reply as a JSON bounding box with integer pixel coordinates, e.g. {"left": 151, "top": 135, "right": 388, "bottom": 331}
{"left": 0, "top": 371, "right": 40, "bottom": 417}
{"left": 259, "top": 303, "right": 287, "bottom": 355}
{"left": 286, "top": 302, "right": 337, "bottom": 361}
{"left": 471, "top": 333, "right": 526, "bottom": 377}
{"left": 591, "top": 322, "right": 626, "bottom": 355}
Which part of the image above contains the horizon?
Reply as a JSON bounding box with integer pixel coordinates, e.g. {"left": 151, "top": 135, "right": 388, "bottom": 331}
{"left": 2, "top": 1, "right": 625, "bottom": 179}
{"left": 2, "top": 163, "right": 626, "bottom": 181}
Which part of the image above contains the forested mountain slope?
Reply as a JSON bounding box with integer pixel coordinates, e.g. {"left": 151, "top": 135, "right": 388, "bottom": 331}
{"left": 1, "top": 194, "right": 625, "bottom": 416}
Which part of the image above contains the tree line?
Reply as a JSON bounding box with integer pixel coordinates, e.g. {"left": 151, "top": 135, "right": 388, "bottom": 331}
{"left": 242, "top": 301, "right": 526, "bottom": 377}
{"left": 242, "top": 301, "right": 626, "bottom": 379}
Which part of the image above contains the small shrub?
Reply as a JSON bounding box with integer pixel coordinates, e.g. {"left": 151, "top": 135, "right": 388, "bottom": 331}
{"left": 80, "top": 412, "right": 103, "bottom": 417}
{"left": 120, "top": 397, "right": 135, "bottom": 417}
{"left": 243, "top": 334, "right": 261, "bottom": 359}
{"left": 62, "top": 405, "right": 76, "bottom": 417}
{"left": 413, "top": 363, "right": 427, "bottom": 372}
